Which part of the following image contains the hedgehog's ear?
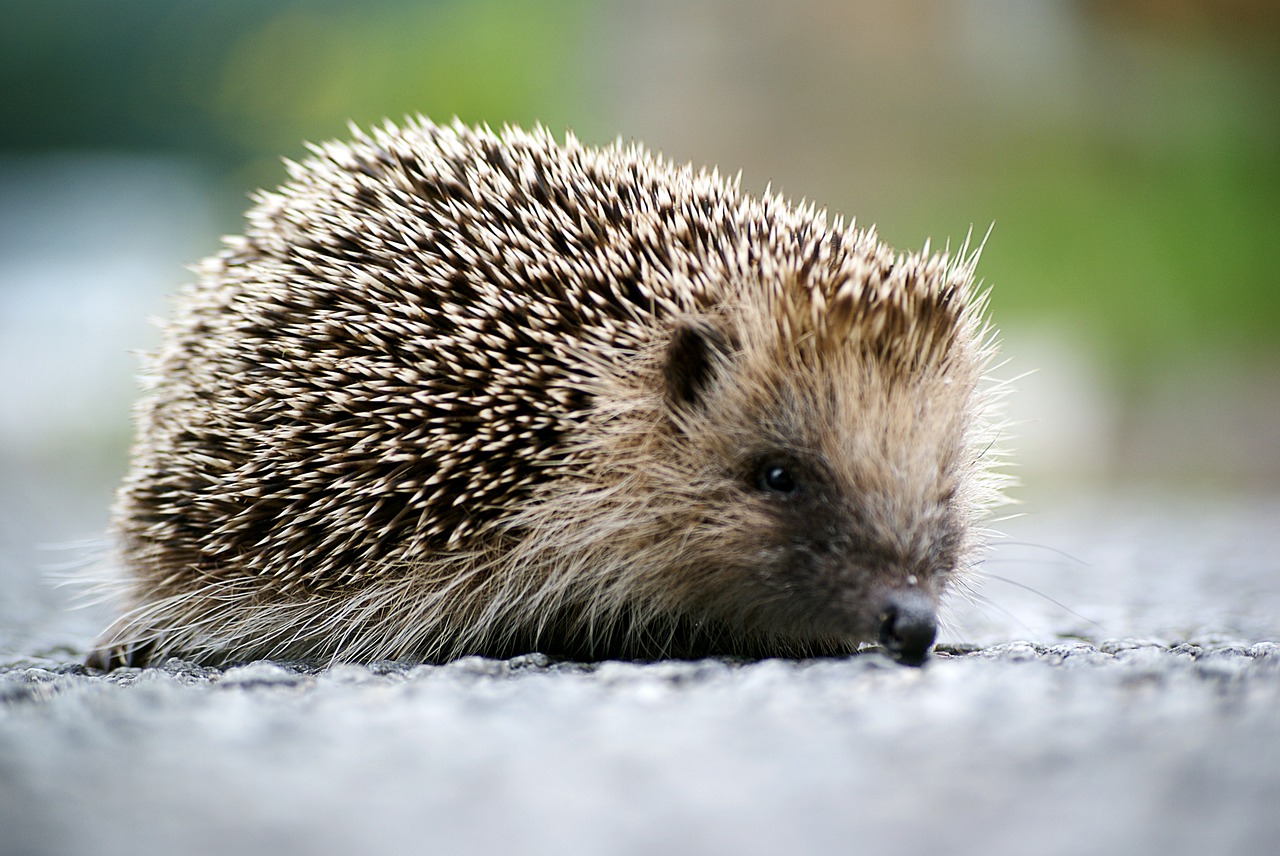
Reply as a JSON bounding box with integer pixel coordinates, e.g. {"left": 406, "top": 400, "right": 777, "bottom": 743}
{"left": 664, "top": 319, "right": 733, "bottom": 413}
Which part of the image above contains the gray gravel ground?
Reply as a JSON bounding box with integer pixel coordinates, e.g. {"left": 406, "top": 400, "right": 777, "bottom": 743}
{"left": 3, "top": 491, "right": 1279, "bottom": 856}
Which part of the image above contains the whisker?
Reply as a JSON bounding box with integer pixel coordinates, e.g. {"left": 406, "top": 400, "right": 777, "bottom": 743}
{"left": 949, "top": 578, "right": 1037, "bottom": 636}
{"left": 980, "top": 557, "right": 1079, "bottom": 568}
{"left": 986, "top": 538, "right": 1089, "bottom": 565}
{"left": 978, "top": 572, "right": 1104, "bottom": 632}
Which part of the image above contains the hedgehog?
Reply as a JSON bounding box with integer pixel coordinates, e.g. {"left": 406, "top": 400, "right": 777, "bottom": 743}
{"left": 86, "top": 117, "right": 1008, "bottom": 670}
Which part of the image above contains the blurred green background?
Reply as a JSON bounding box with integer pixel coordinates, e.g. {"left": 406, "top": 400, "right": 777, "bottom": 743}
{"left": 2, "top": 0, "right": 1278, "bottom": 499}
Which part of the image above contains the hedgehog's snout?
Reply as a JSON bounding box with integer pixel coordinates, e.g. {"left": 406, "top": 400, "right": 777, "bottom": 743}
{"left": 877, "top": 589, "right": 937, "bottom": 666}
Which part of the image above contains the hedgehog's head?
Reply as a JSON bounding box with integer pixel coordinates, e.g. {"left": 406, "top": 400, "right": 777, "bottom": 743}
{"left": 645, "top": 239, "right": 1002, "bottom": 664}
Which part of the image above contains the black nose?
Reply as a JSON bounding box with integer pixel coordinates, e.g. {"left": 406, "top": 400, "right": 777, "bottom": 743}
{"left": 877, "top": 591, "right": 937, "bottom": 666}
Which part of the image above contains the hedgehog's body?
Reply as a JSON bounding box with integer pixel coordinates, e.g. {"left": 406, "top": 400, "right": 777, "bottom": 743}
{"left": 89, "top": 118, "right": 1006, "bottom": 669}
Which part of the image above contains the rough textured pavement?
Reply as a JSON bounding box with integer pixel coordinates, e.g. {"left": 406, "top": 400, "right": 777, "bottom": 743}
{"left": 2, "top": 492, "right": 1279, "bottom": 856}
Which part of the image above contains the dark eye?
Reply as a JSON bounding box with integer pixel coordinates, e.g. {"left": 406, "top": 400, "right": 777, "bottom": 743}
{"left": 757, "top": 463, "right": 798, "bottom": 494}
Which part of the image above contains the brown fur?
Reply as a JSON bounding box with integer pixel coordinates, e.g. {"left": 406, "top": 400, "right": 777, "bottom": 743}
{"left": 88, "top": 117, "right": 1008, "bottom": 668}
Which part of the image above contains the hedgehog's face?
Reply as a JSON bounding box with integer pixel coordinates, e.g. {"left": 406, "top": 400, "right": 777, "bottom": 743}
{"left": 659, "top": 318, "right": 974, "bottom": 664}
